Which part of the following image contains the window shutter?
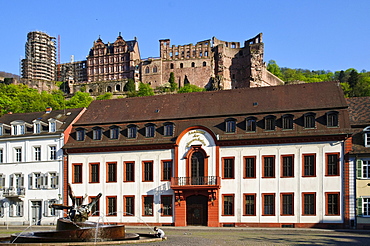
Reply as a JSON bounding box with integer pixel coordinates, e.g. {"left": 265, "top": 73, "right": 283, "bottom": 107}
{"left": 9, "top": 204, "right": 13, "bottom": 217}
{"left": 357, "top": 159, "right": 363, "bottom": 179}
{"left": 357, "top": 198, "right": 363, "bottom": 216}
{"left": 19, "top": 202, "right": 23, "bottom": 217}
{"left": 44, "top": 200, "right": 49, "bottom": 217}
{"left": 20, "top": 174, "right": 24, "bottom": 187}
{"left": 28, "top": 174, "right": 33, "bottom": 189}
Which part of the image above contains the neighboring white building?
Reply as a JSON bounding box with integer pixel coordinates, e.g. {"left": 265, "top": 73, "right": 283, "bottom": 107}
{"left": 0, "top": 107, "right": 85, "bottom": 225}
{"left": 64, "top": 82, "right": 353, "bottom": 228}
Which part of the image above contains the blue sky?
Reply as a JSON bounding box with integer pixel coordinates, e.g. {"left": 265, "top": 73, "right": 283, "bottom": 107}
{"left": 1, "top": 0, "right": 369, "bottom": 75}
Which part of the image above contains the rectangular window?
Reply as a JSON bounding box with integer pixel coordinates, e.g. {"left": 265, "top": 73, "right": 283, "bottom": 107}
{"left": 161, "top": 160, "right": 172, "bottom": 181}
{"left": 73, "top": 163, "right": 83, "bottom": 183}
{"left": 262, "top": 193, "right": 275, "bottom": 216}
{"left": 282, "top": 115, "right": 294, "bottom": 130}
{"left": 161, "top": 195, "right": 172, "bottom": 216}
{"left": 326, "top": 153, "right": 339, "bottom": 176}
{"left": 223, "top": 194, "right": 234, "bottom": 216}
{"left": 363, "top": 197, "right": 370, "bottom": 216}
{"left": 303, "top": 154, "right": 316, "bottom": 177}
{"left": 89, "top": 163, "right": 100, "bottom": 183}
{"left": 362, "top": 160, "right": 370, "bottom": 179}
{"left": 302, "top": 192, "right": 316, "bottom": 215}
{"left": 110, "top": 127, "right": 119, "bottom": 139}
{"left": 35, "top": 123, "right": 41, "bottom": 133}
{"left": 0, "top": 149, "right": 3, "bottom": 163}
{"left": 265, "top": 117, "right": 275, "bottom": 131}
{"left": 124, "top": 162, "right": 135, "bottom": 182}
{"left": 246, "top": 118, "right": 256, "bottom": 132}
{"left": 124, "top": 196, "right": 135, "bottom": 216}
{"left": 304, "top": 114, "right": 316, "bottom": 128}
{"left": 226, "top": 120, "right": 236, "bottom": 133}
{"left": 244, "top": 194, "right": 256, "bottom": 216}
{"left": 223, "top": 157, "right": 234, "bottom": 179}
{"left": 145, "top": 125, "right": 155, "bottom": 138}
{"left": 93, "top": 128, "right": 102, "bottom": 140}
{"left": 327, "top": 112, "right": 338, "bottom": 127}
{"left": 15, "top": 148, "right": 22, "bottom": 162}
{"left": 244, "top": 156, "right": 256, "bottom": 178}
{"left": 164, "top": 123, "right": 174, "bottom": 136}
{"left": 326, "top": 192, "right": 340, "bottom": 215}
{"left": 281, "top": 155, "right": 294, "bottom": 177}
{"left": 49, "top": 172, "right": 58, "bottom": 189}
{"left": 281, "top": 193, "right": 294, "bottom": 216}
{"left": 49, "top": 146, "right": 56, "bottom": 160}
{"left": 128, "top": 126, "right": 137, "bottom": 139}
{"left": 89, "top": 196, "right": 100, "bottom": 216}
{"left": 263, "top": 156, "right": 275, "bottom": 178}
{"left": 107, "top": 162, "right": 117, "bottom": 182}
{"left": 50, "top": 122, "right": 56, "bottom": 132}
{"left": 34, "top": 147, "right": 41, "bottom": 161}
{"left": 143, "top": 161, "right": 153, "bottom": 182}
{"left": 107, "top": 196, "right": 117, "bottom": 216}
{"left": 143, "top": 195, "right": 154, "bottom": 216}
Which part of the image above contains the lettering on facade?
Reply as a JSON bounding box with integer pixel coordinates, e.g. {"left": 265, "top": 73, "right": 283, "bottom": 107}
{"left": 186, "top": 130, "right": 207, "bottom": 147}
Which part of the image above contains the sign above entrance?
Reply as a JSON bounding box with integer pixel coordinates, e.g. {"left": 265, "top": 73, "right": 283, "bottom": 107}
{"left": 186, "top": 130, "right": 207, "bottom": 147}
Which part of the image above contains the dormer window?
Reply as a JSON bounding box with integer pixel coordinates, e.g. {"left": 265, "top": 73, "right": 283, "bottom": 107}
{"left": 264, "top": 115, "right": 276, "bottom": 131}
{"left": 92, "top": 127, "right": 103, "bottom": 140}
{"left": 76, "top": 128, "right": 86, "bottom": 141}
{"left": 48, "top": 119, "right": 57, "bottom": 133}
{"left": 304, "top": 113, "right": 316, "bottom": 129}
{"left": 0, "top": 125, "right": 3, "bottom": 136}
{"left": 35, "top": 122, "right": 41, "bottom": 133}
{"left": 326, "top": 111, "right": 339, "bottom": 127}
{"left": 145, "top": 123, "right": 156, "bottom": 138}
{"left": 11, "top": 121, "right": 26, "bottom": 135}
{"left": 164, "top": 122, "right": 174, "bottom": 136}
{"left": 110, "top": 125, "right": 120, "bottom": 139}
{"left": 246, "top": 117, "right": 257, "bottom": 132}
{"left": 363, "top": 126, "right": 370, "bottom": 147}
{"left": 282, "top": 114, "right": 294, "bottom": 130}
{"left": 127, "top": 125, "right": 137, "bottom": 139}
{"left": 225, "top": 118, "right": 236, "bottom": 133}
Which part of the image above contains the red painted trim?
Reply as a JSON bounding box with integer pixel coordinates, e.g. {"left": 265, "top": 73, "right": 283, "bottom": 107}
{"left": 222, "top": 157, "right": 235, "bottom": 179}
{"left": 106, "top": 162, "right": 117, "bottom": 183}
{"left": 325, "top": 192, "right": 340, "bottom": 216}
{"left": 71, "top": 163, "right": 83, "bottom": 184}
{"left": 302, "top": 192, "right": 316, "bottom": 216}
{"left": 106, "top": 196, "right": 117, "bottom": 216}
{"left": 280, "top": 155, "right": 294, "bottom": 178}
{"left": 142, "top": 161, "right": 154, "bottom": 182}
{"left": 302, "top": 153, "right": 316, "bottom": 177}
{"left": 243, "top": 193, "right": 256, "bottom": 216}
{"left": 262, "top": 155, "right": 275, "bottom": 178}
{"left": 243, "top": 156, "right": 256, "bottom": 179}
{"left": 280, "top": 193, "right": 294, "bottom": 216}
{"left": 262, "top": 193, "right": 275, "bottom": 216}
{"left": 222, "top": 194, "right": 235, "bottom": 216}
{"left": 161, "top": 159, "right": 173, "bottom": 181}
{"left": 325, "top": 152, "right": 340, "bottom": 176}
{"left": 123, "top": 161, "right": 135, "bottom": 182}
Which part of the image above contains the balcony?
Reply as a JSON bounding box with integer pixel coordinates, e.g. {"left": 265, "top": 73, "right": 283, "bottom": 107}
{"left": 2, "top": 187, "right": 26, "bottom": 197}
{"left": 171, "top": 176, "right": 220, "bottom": 190}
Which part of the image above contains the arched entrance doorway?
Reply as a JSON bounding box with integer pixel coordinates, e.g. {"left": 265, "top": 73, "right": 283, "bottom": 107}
{"left": 186, "top": 195, "right": 208, "bottom": 226}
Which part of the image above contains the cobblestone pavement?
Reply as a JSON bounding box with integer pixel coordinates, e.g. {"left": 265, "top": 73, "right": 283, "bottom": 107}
{"left": 1, "top": 226, "right": 370, "bottom": 245}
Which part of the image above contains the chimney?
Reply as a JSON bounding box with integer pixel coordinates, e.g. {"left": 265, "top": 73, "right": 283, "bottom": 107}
{"left": 46, "top": 107, "right": 52, "bottom": 113}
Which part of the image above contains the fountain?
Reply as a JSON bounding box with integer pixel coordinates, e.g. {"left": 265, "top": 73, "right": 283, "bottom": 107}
{"left": 0, "top": 185, "right": 163, "bottom": 245}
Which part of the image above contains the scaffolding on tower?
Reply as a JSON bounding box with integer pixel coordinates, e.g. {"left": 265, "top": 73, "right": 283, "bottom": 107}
{"left": 57, "top": 35, "right": 61, "bottom": 81}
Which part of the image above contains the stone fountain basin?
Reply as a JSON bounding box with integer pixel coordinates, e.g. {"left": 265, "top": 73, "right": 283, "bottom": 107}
{"left": 10, "top": 218, "right": 139, "bottom": 243}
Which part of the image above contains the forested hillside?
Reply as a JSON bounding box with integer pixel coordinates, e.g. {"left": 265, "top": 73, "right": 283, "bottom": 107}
{"left": 267, "top": 60, "right": 370, "bottom": 97}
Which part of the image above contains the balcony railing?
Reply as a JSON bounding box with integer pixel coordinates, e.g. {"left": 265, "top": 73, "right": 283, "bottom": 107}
{"left": 2, "top": 187, "right": 26, "bottom": 197}
{"left": 171, "top": 176, "right": 220, "bottom": 189}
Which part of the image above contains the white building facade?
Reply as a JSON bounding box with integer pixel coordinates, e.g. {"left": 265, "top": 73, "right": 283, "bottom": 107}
{"left": 0, "top": 108, "right": 85, "bottom": 225}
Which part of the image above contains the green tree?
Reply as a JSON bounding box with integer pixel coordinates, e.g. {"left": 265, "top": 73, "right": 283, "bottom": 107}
{"left": 96, "top": 92, "right": 113, "bottom": 100}
{"left": 169, "top": 72, "right": 177, "bottom": 92}
{"left": 136, "top": 82, "right": 154, "bottom": 97}
{"left": 65, "top": 91, "right": 93, "bottom": 108}
{"left": 267, "top": 60, "right": 283, "bottom": 78}
{"left": 178, "top": 84, "right": 205, "bottom": 93}
{"left": 124, "top": 79, "right": 136, "bottom": 92}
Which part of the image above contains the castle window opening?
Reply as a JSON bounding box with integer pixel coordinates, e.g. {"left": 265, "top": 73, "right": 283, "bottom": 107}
{"left": 191, "top": 62, "right": 195, "bottom": 67}
{"left": 205, "top": 51, "right": 208, "bottom": 57}
{"left": 145, "top": 66, "right": 150, "bottom": 74}
{"left": 153, "top": 66, "right": 158, "bottom": 73}
{"left": 107, "top": 86, "right": 112, "bottom": 92}
{"left": 231, "top": 43, "right": 236, "bottom": 48}
{"left": 180, "top": 63, "right": 183, "bottom": 68}
{"left": 116, "top": 84, "right": 121, "bottom": 91}
{"left": 170, "top": 63, "right": 174, "bottom": 69}
{"left": 203, "top": 62, "right": 207, "bottom": 67}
